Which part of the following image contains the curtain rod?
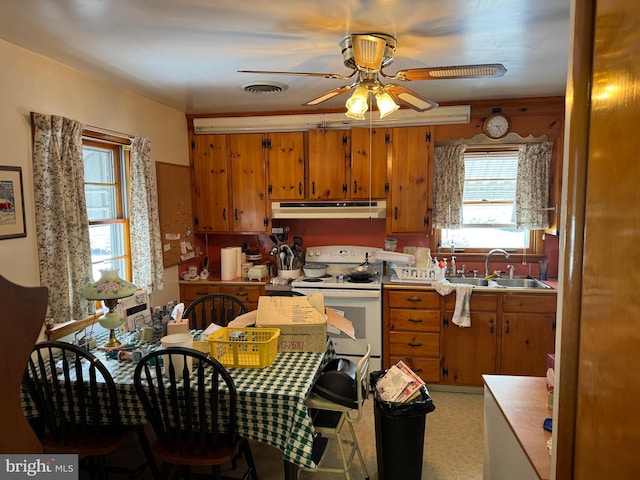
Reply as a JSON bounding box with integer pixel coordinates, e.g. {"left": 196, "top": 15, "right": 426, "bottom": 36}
{"left": 437, "top": 132, "right": 549, "bottom": 147}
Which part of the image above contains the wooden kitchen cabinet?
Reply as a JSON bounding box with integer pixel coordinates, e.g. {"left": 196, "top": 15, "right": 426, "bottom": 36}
{"left": 179, "top": 283, "right": 221, "bottom": 308}
{"left": 383, "top": 289, "right": 442, "bottom": 383}
{"left": 227, "top": 133, "right": 268, "bottom": 232}
{"left": 191, "top": 133, "right": 268, "bottom": 233}
{"left": 266, "top": 131, "right": 305, "bottom": 200}
{"left": 307, "top": 129, "right": 350, "bottom": 200}
{"left": 500, "top": 294, "right": 556, "bottom": 376}
{"left": 220, "top": 284, "right": 264, "bottom": 310}
{"left": 350, "top": 127, "right": 389, "bottom": 199}
{"left": 443, "top": 293, "right": 499, "bottom": 386}
{"left": 191, "top": 134, "right": 230, "bottom": 233}
{"left": 388, "top": 126, "right": 433, "bottom": 233}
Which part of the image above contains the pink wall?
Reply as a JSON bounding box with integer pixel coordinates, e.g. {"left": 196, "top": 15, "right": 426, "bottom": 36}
{"left": 182, "top": 219, "right": 560, "bottom": 280}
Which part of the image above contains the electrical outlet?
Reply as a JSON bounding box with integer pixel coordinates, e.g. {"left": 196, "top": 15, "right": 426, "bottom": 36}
{"left": 271, "top": 227, "right": 284, "bottom": 234}
{"left": 403, "top": 246, "right": 417, "bottom": 255}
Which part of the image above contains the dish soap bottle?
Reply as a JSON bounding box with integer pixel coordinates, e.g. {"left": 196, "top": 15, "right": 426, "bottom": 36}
{"left": 451, "top": 256, "right": 456, "bottom": 277}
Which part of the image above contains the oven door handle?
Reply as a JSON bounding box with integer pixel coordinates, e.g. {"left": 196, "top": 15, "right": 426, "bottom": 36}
{"left": 291, "top": 288, "right": 381, "bottom": 298}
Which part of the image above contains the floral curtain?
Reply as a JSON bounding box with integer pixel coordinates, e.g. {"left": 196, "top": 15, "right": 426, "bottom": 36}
{"left": 516, "top": 142, "right": 553, "bottom": 229}
{"left": 433, "top": 144, "right": 467, "bottom": 229}
{"left": 31, "top": 113, "right": 93, "bottom": 321}
{"left": 129, "top": 136, "right": 165, "bottom": 293}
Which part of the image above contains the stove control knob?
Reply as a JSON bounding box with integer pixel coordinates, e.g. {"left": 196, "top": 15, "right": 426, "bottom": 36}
{"left": 314, "top": 249, "right": 321, "bottom": 257}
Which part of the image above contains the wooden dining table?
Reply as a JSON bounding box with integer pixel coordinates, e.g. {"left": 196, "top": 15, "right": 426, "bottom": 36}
{"left": 21, "top": 330, "right": 334, "bottom": 479}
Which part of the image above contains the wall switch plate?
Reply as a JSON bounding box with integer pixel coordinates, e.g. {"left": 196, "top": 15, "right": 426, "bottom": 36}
{"left": 271, "top": 227, "right": 284, "bottom": 234}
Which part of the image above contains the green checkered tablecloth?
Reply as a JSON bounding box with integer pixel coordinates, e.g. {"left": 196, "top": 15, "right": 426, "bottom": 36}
{"left": 22, "top": 330, "right": 334, "bottom": 469}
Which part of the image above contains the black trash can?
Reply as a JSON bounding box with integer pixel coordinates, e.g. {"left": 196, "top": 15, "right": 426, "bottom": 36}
{"left": 371, "top": 371, "right": 436, "bottom": 480}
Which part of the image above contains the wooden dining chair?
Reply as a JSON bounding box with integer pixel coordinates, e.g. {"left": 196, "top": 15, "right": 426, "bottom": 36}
{"left": 304, "top": 344, "right": 371, "bottom": 480}
{"left": 133, "top": 347, "right": 259, "bottom": 480}
{"left": 182, "top": 294, "right": 249, "bottom": 329}
{"left": 23, "top": 340, "right": 155, "bottom": 479}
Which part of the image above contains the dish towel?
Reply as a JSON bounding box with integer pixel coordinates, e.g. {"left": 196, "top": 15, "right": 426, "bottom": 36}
{"left": 433, "top": 281, "right": 473, "bottom": 327}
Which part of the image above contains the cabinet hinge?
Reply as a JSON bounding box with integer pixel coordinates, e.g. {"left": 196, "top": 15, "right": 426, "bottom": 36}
{"left": 268, "top": 184, "right": 273, "bottom": 195}
{"left": 426, "top": 131, "right": 432, "bottom": 142}
{"left": 342, "top": 135, "right": 348, "bottom": 146}
{"left": 263, "top": 217, "right": 269, "bottom": 227}
{"left": 424, "top": 216, "right": 429, "bottom": 227}
{"left": 266, "top": 138, "right": 272, "bottom": 149}
{"left": 385, "top": 133, "right": 390, "bottom": 144}
{"left": 194, "top": 216, "right": 199, "bottom": 226}
{"left": 384, "top": 182, "right": 389, "bottom": 193}
{"left": 443, "top": 317, "right": 449, "bottom": 327}
{"left": 442, "top": 367, "right": 448, "bottom": 377}
{"left": 191, "top": 140, "right": 195, "bottom": 150}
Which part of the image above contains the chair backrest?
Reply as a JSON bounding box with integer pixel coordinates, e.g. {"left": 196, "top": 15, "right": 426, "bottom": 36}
{"left": 134, "top": 347, "right": 238, "bottom": 456}
{"left": 182, "top": 294, "right": 248, "bottom": 329}
{"left": 350, "top": 344, "right": 371, "bottom": 423}
{"left": 23, "top": 341, "right": 123, "bottom": 447}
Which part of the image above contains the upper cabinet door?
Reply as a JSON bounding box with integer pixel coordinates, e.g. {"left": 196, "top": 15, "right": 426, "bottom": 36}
{"left": 227, "top": 133, "right": 268, "bottom": 233}
{"left": 308, "top": 129, "right": 350, "bottom": 200}
{"left": 388, "top": 126, "right": 433, "bottom": 233}
{"left": 192, "top": 134, "right": 230, "bottom": 233}
{"left": 267, "top": 132, "right": 305, "bottom": 200}
{"left": 350, "top": 127, "right": 390, "bottom": 200}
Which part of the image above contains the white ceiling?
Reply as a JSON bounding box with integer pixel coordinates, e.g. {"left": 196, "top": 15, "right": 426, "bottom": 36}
{"left": 0, "top": 0, "right": 571, "bottom": 115}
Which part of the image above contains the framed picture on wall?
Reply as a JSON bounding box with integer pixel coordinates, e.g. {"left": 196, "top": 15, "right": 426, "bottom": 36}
{"left": 0, "top": 166, "right": 27, "bottom": 240}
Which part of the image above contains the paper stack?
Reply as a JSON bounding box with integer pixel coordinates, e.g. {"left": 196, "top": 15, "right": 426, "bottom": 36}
{"left": 376, "top": 360, "right": 426, "bottom": 403}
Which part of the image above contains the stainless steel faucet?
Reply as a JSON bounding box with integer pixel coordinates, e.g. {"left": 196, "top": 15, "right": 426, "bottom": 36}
{"left": 485, "top": 249, "right": 510, "bottom": 277}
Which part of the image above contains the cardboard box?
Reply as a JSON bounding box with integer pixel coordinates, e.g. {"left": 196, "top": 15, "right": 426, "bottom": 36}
{"left": 116, "top": 290, "right": 150, "bottom": 333}
{"left": 254, "top": 293, "right": 354, "bottom": 353}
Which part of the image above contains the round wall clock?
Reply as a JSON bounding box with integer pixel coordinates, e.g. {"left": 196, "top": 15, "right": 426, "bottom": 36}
{"left": 482, "top": 112, "right": 512, "bottom": 139}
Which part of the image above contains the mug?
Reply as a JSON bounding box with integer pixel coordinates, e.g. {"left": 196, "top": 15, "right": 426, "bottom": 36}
{"left": 138, "top": 326, "right": 154, "bottom": 343}
{"left": 384, "top": 237, "right": 398, "bottom": 251}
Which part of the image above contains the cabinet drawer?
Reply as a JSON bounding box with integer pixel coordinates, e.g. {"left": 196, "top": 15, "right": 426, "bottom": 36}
{"left": 389, "top": 309, "right": 441, "bottom": 332}
{"left": 180, "top": 284, "right": 221, "bottom": 306}
{"left": 502, "top": 293, "right": 557, "bottom": 313}
{"left": 387, "top": 290, "right": 441, "bottom": 309}
{"left": 389, "top": 356, "right": 440, "bottom": 384}
{"left": 444, "top": 293, "right": 498, "bottom": 311}
{"left": 389, "top": 331, "right": 440, "bottom": 357}
{"left": 221, "top": 285, "right": 263, "bottom": 307}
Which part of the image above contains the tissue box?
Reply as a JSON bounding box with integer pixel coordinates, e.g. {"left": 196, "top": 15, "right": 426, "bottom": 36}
{"left": 167, "top": 318, "right": 189, "bottom": 335}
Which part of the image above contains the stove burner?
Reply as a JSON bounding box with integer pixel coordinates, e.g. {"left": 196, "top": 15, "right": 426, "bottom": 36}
{"left": 302, "top": 277, "right": 324, "bottom": 282}
{"left": 346, "top": 276, "right": 374, "bottom": 283}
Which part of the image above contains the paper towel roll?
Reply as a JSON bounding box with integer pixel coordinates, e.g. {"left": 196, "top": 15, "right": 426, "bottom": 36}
{"left": 221, "top": 247, "right": 239, "bottom": 280}
{"left": 236, "top": 247, "right": 242, "bottom": 278}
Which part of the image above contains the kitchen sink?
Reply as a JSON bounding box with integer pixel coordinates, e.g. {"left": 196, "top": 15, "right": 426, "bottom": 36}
{"left": 493, "top": 278, "right": 551, "bottom": 289}
{"left": 446, "top": 278, "right": 489, "bottom": 286}
{"left": 446, "top": 277, "right": 551, "bottom": 289}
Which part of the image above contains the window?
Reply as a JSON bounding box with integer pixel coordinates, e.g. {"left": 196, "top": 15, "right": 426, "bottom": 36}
{"left": 83, "top": 139, "right": 131, "bottom": 281}
{"left": 440, "top": 149, "right": 534, "bottom": 252}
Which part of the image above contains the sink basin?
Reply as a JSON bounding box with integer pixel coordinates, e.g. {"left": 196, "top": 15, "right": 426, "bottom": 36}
{"left": 446, "top": 278, "right": 489, "bottom": 286}
{"left": 493, "top": 278, "right": 551, "bottom": 289}
{"left": 445, "top": 277, "right": 551, "bottom": 289}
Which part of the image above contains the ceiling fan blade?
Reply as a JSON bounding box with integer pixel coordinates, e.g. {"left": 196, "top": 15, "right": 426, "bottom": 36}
{"left": 385, "top": 84, "right": 439, "bottom": 112}
{"left": 303, "top": 85, "right": 353, "bottom": 106}
{"left": 238, "top": 69, "right": 355, "bottom": 80}
{"left": 391, "top": 63, "right": 507, "bottom": 81}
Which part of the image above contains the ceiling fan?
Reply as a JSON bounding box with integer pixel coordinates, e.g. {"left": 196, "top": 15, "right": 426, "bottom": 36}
{"left": 239, "top": 32, "right": 506, "bottom": 119}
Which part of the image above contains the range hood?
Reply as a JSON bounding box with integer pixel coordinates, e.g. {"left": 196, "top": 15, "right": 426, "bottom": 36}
{"left": 272, "top": 201, "right": 386, "bottom": 219}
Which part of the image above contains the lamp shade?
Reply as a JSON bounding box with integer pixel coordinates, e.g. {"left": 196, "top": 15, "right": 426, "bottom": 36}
{"left": 81, "top": 268, "right": 137, "bottom": 301}
{"left": 345, "top": 85, "right": 369, "bottom": 119}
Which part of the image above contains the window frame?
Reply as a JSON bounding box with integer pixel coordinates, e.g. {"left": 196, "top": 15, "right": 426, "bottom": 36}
{"left": 433, "top": 146, "right": 545, "bottom": 260}
{"left": 82, "top": 137, "right": 133, "bottom": 281}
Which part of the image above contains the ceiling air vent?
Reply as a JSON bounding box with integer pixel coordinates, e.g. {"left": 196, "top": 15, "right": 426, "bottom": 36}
{"left": 241, "top": 81, "right": 288, "bottom": 94}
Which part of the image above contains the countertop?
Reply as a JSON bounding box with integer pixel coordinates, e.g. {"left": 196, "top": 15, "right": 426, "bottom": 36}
{"left": 483, "top": 375, "right": 552, "bottom": 480}
{"left": 382, "top": 275, "right": 558, "bottom": 293}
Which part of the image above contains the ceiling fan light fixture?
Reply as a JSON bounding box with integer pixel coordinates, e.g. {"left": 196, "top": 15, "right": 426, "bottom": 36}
{"left": 345, "top": 85, "right": 370, "bottom": 119}
{"left": 351, "top": 34, "right": 388, "bottom": 71}
{"left": 375, "top": 90, "right": 399, "bottom": 119}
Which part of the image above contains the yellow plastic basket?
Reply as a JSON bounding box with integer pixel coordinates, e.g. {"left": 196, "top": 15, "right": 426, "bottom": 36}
{"left": 207, "top": 328, "right": 280, "bottom": 368}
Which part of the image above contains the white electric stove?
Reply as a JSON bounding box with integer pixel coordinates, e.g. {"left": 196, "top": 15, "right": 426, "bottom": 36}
{"left": 291, "top": 245, "right": 383, "bottom": 371}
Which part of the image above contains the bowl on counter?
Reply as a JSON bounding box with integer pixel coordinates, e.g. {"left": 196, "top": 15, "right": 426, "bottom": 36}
{"left": 302, "top": 263, "right": 328, "bottom": 278}
{"left": 278, "top": 268, "right": 302, "bottom": 280}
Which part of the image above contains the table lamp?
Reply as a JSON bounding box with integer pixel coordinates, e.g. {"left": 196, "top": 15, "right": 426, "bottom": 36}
{"left": 81, "top": 268, "right": 137, "bottom": 348}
